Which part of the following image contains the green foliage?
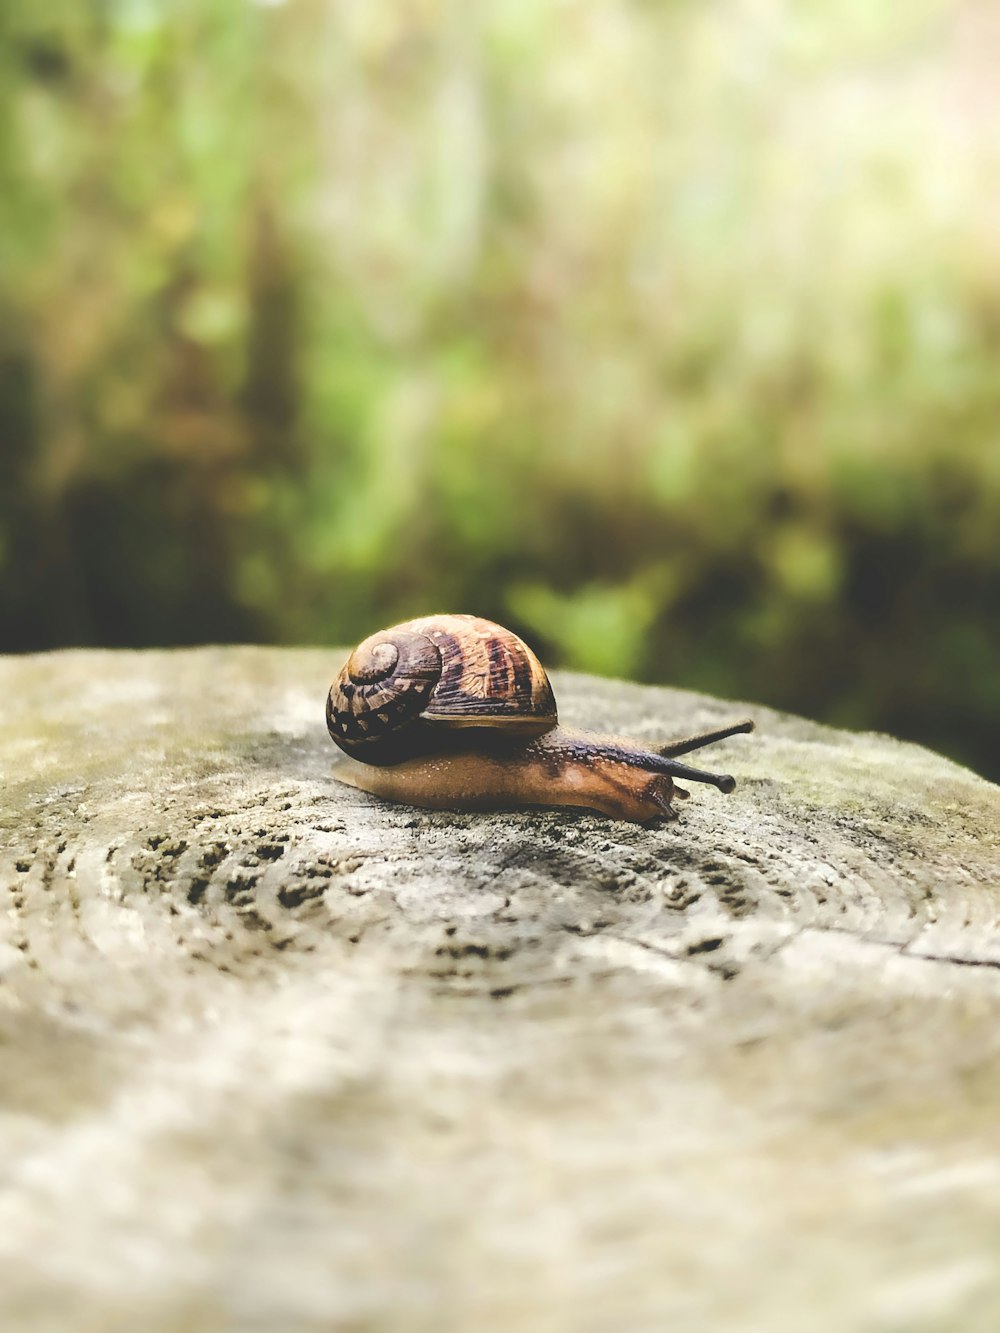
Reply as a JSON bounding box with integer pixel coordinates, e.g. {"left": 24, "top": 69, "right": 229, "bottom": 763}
{"left": 1, "top": 0, "right": 998, "bottom": 778}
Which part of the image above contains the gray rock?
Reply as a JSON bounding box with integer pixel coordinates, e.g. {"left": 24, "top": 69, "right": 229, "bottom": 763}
{"left": 1, "top": 646, "right": 998, "bottom": 1332}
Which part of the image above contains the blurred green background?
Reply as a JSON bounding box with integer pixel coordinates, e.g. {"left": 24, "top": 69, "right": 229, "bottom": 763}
{"left": 2, "top": 0, "right": 998, "bottom": 779}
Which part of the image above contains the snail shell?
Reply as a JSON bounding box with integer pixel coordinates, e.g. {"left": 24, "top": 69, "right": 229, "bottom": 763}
{"left": 326, "top": 614, "right": 557, "bottom": 765}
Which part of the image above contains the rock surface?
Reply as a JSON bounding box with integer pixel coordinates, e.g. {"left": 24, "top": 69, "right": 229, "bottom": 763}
{"left": 1, "top": 646, "right": 999, "bottom": 1333}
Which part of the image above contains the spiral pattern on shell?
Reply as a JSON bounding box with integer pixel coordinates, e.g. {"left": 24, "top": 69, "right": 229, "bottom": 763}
{"left": 326, "top": 626, "right": 442, "bottom": 761}
{"left": 326, "top": 614, "right": 557, "bottom": 764}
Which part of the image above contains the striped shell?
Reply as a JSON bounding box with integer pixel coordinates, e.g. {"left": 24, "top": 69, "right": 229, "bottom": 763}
{"left": 326, "top": 614, "right": 557, "bottom": 764}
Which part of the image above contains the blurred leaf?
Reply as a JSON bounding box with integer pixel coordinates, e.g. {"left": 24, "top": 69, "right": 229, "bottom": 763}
{"left": 508, "top": 567, "right": 680, "bottom": 679}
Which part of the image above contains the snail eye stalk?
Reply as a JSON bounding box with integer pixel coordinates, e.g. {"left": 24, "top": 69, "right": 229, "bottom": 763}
{"left": 649, "top": 720, "right": 754, "bottom": 792}
{"left": 655, "top": 719, "right": 755, "bottom": 759}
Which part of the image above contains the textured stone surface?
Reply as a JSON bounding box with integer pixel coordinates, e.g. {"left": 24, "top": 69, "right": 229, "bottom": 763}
{"left": 1, "top": 646, "right": 999, "bottom": 1332}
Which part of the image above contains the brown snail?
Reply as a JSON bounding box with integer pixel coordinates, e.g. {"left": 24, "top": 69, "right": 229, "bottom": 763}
{"left": 326, "top": 614, "right": 754, "bottom": 824}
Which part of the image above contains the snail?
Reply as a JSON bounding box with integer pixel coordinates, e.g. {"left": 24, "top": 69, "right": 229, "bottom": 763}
{"left": 326, "top": 614, "right": 754, "bottom": 824}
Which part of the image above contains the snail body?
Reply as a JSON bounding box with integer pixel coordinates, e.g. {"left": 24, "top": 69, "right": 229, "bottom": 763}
{"left": 326, "top": 614, "right": 754, "bottom": 824}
